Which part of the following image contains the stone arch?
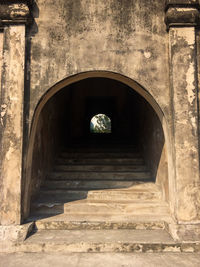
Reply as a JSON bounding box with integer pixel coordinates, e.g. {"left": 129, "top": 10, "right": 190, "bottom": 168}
{"left": 22, "top": 71, "right": 172, "bottom": 220}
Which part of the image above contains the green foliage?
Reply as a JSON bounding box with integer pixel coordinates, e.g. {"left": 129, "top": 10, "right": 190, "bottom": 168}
{"left": 90, "top": 114, "right": 111, "bottom": 134}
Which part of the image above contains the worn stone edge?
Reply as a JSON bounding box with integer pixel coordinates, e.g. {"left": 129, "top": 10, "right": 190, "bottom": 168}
{"left": 0, "top": 222, "right": 34, "bottom": 242}
{"left": 0, "top": 241, "right": 200, "bottom": 253}
{"left": 0, "top": 1, "right": 32, "bottom": 25}
{"left": 165, "top": 0, "right": 200, "bottom": 11}
{"left": 165, "top": 7, "right": 200, "bottom": 29}
{"left": 168, "top": 223, "right": 200, "bottom": 242}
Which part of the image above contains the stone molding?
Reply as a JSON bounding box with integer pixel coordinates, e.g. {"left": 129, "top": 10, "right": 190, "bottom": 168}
{"left": 165, "top": 0, "right": 200, "bottom": 9}
{"left": 0, "top": 0, "right": 32, "bottom": 25}
{"left": 165, "top": 0, "right": 200, "bottom": 28}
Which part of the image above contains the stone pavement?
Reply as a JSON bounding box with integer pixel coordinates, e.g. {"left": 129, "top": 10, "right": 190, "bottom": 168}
{"left": 0, "top": 253, "right": 200, "bottom": 267}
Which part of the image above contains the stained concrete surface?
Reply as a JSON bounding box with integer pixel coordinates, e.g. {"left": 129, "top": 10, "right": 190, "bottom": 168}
{"left": 25, "top": 229, "right": 174, "bottom": 244}
{"left": 0, "top": 253, "right": 200, "bottom": 267}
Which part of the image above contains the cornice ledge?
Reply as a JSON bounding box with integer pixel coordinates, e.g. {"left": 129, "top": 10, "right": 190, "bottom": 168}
{"left": 0, "top": 0, "right": 32, "bottom": 26}
{"left": 165, "top": 0, "right": 200, "bottom": 29}
{"left": 165, "top": 0, "right": 200, "bottom": 11}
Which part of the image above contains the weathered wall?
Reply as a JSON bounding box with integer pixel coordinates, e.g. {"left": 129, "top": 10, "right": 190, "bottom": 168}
{"left": 29, "top": 0, "right": 169, "bottom": 127}
{"left": 169, "top": 26, "right": 200, "bottom": 221}
{"left": 0, "top": 25, "right": 26, "bottom": 225}
{"left": 0, "top": 0, "right": 200, "bottom": 244}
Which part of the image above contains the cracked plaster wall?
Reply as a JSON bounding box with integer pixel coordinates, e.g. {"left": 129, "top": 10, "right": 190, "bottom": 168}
{"left": 29, "top": 0, "right": 170, "bottom": 126}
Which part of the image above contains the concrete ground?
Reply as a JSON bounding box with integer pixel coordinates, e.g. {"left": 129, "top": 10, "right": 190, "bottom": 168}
{"left": 0, "top": 253, "right": 200, "bottom": 267}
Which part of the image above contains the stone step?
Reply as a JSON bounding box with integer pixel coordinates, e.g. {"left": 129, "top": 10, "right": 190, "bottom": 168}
{"left": 86, "top": 188, "right": 162, "bottom": 200}
{"left": 31, "top": 203, "right": 63, "bottom": 215}
{"left": 32, "top": 200, "right": 169, "bottom": 216}
{"left": 64, "top": 200, "right": 170, "bottom": 215}
{"left": 54, "top": 164, "right": 147, "bottom": 172}
{"left": 34, "top": 218, "right": 166, "bottom": 230}
{"left": 36, "top": 183, "right": 162, "bottom": 203}
{"left": 59, "top": 152, "right": 141, "bottom": 158}
{"left": 36, "top": 188, "right": 162, "bottom": 203}
{"left": 62, "top": 147, "right": 138, "bottom": 153}
{"left": 36, "top": 190, "right": 88, "bottom": 202}
{"left": 9, "top": 229, "right": 187, "bottom": 253}
{"left": 48, "top": 171, "right": 152, "bottom": 180}
{"left": 42, "top": 180, "right": 152, "bottom": 190}
{"left": 29, "top": 213, "right": 174, "bottom": 229}
{"left": 56, "top": 158, "right": 144, "bottom": 165}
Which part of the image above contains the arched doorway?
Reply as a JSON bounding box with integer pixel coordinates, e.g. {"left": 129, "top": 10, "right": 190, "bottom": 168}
{"left": 23, "top": 71, "right": 170, "bottom": 221}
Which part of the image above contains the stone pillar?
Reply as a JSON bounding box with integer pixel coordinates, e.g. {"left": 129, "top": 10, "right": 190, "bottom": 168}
{"left": 165, "top": 0, "right": 200, "bottom": 224}
{"left": 0, "top": 1, "right": 31, "bottom": 225}
{"left": 0, "top": 28, "right": 3, "bottom": 97}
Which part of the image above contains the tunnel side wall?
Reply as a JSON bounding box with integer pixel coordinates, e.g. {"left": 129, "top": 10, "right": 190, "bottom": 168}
{"left": 30, "top": 93, "right": 66, "bottom": 203}
{"left": 138, "top": 101, "right": 168, "bottom": 200}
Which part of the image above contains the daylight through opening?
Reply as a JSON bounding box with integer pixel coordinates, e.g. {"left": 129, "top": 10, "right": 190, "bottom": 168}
{"left": 90, "top": 114, "right": 112, "bottom": 134}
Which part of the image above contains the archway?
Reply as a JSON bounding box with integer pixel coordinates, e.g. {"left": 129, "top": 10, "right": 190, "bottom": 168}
{"left": 23, "top": 71, "right": 170, "bottom": 220}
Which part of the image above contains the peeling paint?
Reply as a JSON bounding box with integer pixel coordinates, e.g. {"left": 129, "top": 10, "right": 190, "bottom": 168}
{"left": 10, "top": 97, "right": 19, "bottom": 101}
{"left": 0, "top": 25, "right": 25, "bottom": 225}
{"left": 1, "top": 111, "right": 6, "bottom": 117}
{"left": 169, "top": 25, "right": 200, "bottom": 223}
{"left": 177, "top": 27, "right": 195, "bottom": 46}
{"left": 5, "top": 144, "right": 15, "bottom": 161}
{"left": 29, "top": 0, "right": 169, "bottom": 123}
{"left": 186, "top": 61, "right": 196, "bottom": 106}
{"left": 144, "top": 51, "right": 152, "bottom": 59}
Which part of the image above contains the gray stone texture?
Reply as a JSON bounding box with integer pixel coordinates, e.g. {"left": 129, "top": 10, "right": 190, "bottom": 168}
{"left": 1, "top": 253, "right": 200, "bottom": 267}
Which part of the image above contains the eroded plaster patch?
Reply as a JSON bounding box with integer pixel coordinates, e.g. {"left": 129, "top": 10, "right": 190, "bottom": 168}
{"left": 144, "top": 51, "right": 152, "bottom": 59}
{"left": 175, "top": 8, "right": 197, "bottom": 13}
{"left": 10, "top": 97, "right": 19, "bottom": 101}
{"left": 1, "top": 104, "right": 7, "bottom": 125}
{"left": 177, "top": 27, "right": 195, "bottom": 46}
{"left": 5, "top": 142, "right": 15, "bottom": 161}
{"left": 189, "top": 113, "right": 196, "bottom": 130}
{"left": 186, "top": 61, "right": 195, "bottom": 106}
{"left": 171, "top": 27, "right": 195, "bottom": 47}
{"left": 1, "top": 111, "right": 6, "bottom": 117}
{"left": 183, "top": 140, "right": 197, "bottom": 153}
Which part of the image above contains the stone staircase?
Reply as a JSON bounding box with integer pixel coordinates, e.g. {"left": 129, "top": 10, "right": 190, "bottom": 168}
{"left": 26, "top": 144, "right": 174, "bottom": 253}
{"left": 31, "top": 144, "right": 170, "bottom": 220}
